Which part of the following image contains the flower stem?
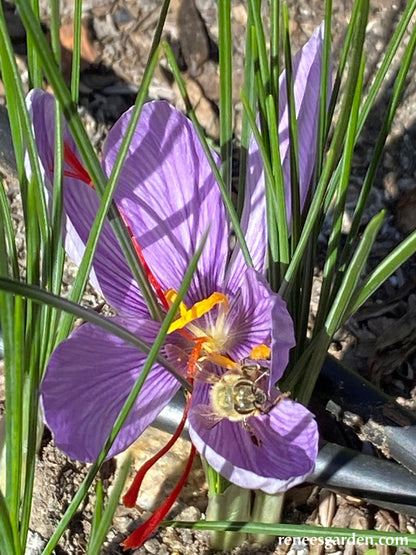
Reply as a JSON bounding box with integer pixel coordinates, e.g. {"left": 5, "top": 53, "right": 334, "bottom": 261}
{"left": 251, "top": 491, "right": 284, "bottom": 545}
{"left": 205, "top": 483, "right": 251, "bottom": 550}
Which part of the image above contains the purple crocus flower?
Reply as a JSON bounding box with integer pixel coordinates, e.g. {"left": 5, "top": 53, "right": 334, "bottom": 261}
{"left": 28, "top": 25, "right": 326, "bottom": 496}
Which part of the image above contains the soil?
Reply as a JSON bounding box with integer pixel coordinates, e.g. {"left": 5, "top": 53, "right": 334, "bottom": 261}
{"left": 1, "top": 0, "right": 416, "bottom": 553}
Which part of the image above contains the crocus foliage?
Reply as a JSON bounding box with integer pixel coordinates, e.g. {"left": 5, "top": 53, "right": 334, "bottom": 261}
{"left": 27, "top": 25, "right": 326, "bottom": 503}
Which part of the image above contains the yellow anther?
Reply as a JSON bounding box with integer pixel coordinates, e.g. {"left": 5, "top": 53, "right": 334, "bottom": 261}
{"left": 249, "top": 344, "right": 271, "bottom": 360}
{"left": 200, "top": 352, "right": 240, "bottom": 370}
{"left": 165, "top": 288, "right": 182, "bottom": 306}
{"left": 168, "top": 292, "right": 229, "bottom": 334}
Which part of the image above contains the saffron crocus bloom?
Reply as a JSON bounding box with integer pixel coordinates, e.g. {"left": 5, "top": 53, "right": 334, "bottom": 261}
{"left": 28, "top": 25, "right": 326, "bottom": 495}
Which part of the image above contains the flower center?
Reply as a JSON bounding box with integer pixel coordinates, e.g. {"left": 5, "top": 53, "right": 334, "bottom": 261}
{"left": 165, "top": 289, "right": 239, "bottom": 373}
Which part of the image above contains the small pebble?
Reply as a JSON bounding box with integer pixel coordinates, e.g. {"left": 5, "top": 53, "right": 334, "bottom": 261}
{"left": 143, "top": 537, "right": 161, "bottom": 554}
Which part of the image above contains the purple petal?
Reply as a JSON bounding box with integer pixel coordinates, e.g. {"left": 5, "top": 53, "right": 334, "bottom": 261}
{"left": 41, "top": 317, "right": 183, "bottom": 461}
{"left": 188, "top": 384, "right": 318, "bottom": 493}
{"left": 227, "top": 132, "right": 267, "bottom": 282}
{"left": 221, "top": 269, "right": 277, "bottom": 362}
{"left": 102, "top": 101, "right": 229, "bottom": 305}
{"left": 279, "top": 24, "right": 328, "bottom": 223}
{"left": 270, "top": 294, "right": 295, "bottom": 386}
{"left": 26, "top": 89, "right": 147, "bottom": 316}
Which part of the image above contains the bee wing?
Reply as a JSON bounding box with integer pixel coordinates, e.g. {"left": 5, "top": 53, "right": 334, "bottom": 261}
{"left": 191, "top": 403, "right": 223, "bottom": 429}
{"left": 193, "top": 366, "right": 220, "bottom": 385}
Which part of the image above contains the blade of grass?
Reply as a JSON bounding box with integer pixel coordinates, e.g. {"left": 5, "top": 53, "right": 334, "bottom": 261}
{"left": 0, "top": 488, "right": 17, "bottom": 555}
{"left": 87, "top": 455, "right": 132, "bottom": 555}
{"left": 313, "top": 53, "right": 365, "bottom": 334}
{"left": 0, "top": 277, "right": 190, "bottom": 392}
{"left": 71, "top": 0, "right": 83, "bottom": 103}
{"left": 163, "top": 520, "right": 416, "bottom": 548}
{"left": 218, "top": 0, "right": 233, "bottom": 196}
{"left": 279, "top": 0, "right": 369, "bottom": 299}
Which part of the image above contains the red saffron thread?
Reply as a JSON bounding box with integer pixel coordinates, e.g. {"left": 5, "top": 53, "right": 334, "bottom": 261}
{"left": 63, "top": 143, "right": 93, "bottom": 186}
{"left": 121, "top": 444, "right": 197, "bottom": 550}
{"left": 123, "top": 394, "right": 191, "bottom": 508}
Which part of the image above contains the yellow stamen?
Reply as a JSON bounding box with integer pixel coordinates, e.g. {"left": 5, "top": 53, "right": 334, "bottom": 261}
{"left": 249, "top": 344, "right": 271, "bottom": 360}
{"left": 199, "top": 352, "right": 240, "bottom": 370}
{"left": 167, "top": 292, "right": 229, "bottom": 334}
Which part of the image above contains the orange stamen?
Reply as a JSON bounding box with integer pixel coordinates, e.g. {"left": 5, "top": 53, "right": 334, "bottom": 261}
{"left": 187, "top": 337, "right": 208, "bottom": 379}
{"left": 249, "top": 344, "right": 271, "bottom": 360}
{"left": 121, "top": 444, "right": 197, "bottom": 550}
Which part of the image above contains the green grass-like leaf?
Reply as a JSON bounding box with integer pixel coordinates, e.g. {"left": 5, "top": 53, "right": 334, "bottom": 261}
{"left": 87, "top": 456, "right": 132, "bottom": 555}
{"left": 162, "top": 520, "right": 416, "bottom": 548}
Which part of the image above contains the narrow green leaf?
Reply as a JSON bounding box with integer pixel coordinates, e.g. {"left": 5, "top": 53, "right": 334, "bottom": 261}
{"left": 316, "top": 0, "right": 332, "bottom": 172}
{"left": 357, "top": 0, "right": 416, "bottom": 137}
{"left": 71, "top": 0, "right": 83, "bottom": 103}
{"left": 247, "top": 0, "right": 270, "bottom": 94}
{"left": 0, "top": 488, "right": 17, "bottom": 555}
{"left": 265, "top": 95, "right": 289, "bottom": 265}
{"left": 279, "top": 0, "right": 369, "bottom": 299}
{"left": 282, "top": 5, "right": 300, "bottom": 249}
{"left": 218, "top": 0, "right": 233, "bottom": 195}
{"left": 338, "top": 18, "right": 416, "bottom": 271}
{"left": 269, "top": 0, "right": 280, "bottom": 105}
{"left": 325, "top": 211, "right": 385, "bottom": 337}
{"left": 163, "top": 520, "right": 416, "bottom": 548}
{"left": 0, "top": 277, "right": 190, "bottom": 392}
{"left": 87, "top": 456, "right": 132, "bottom": 555}
{"left": 88, "top": 481, "right": 104, "bottom": 552}
{"left": 0, "top": 182, "right": 19, "bottom": 279}
{"left": 349, "top": 227, "right": 416, "bottom": 315}
{"left": 313, "top": 53, "right": 365, "bottom": 334}
{"left": 236, "top": 24, "right": 255, "bottom": 218}
{"left": 26, "top": 0, "right": 42, "bottom": 88}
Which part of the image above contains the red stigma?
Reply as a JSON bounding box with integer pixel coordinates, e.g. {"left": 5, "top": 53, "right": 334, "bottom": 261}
{"left": 121, "top": 394, "right": 195, "bottom": 550}
{"left": 123, "top": 394, "right": 190, "bottom": 508}
{"left": 121, "top": 445, "right": 196, "bottom": 550}
{"left": 63, "top": 142, "right": 93, "bottom": 187}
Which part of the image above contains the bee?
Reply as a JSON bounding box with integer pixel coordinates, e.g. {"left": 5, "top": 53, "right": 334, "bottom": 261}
{"left": 209, "top": 363, "right": 268, "bottom": 421}
{"left": 194, "top": 361, "right": 273, "bottom": 447}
